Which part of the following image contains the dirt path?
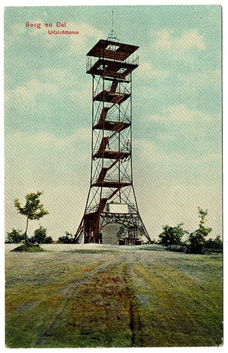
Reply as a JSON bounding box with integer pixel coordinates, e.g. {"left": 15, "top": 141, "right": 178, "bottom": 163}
{"left": 37, "top": 260, "right": 143, "bottom": 347}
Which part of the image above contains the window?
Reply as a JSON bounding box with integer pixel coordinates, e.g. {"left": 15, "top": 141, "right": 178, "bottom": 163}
{"left": 106, "top": 44, "right": 120, "bottom": 51}
{"left": 116, "top": 67, "right": 127, "bottom": 74}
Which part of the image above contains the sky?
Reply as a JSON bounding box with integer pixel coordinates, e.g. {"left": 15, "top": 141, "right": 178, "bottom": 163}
{"left": 4, "top": 5, "right": 222, "bottom": 240}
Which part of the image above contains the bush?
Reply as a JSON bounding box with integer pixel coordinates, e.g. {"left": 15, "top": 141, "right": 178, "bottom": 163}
{"left": 158, "top": 223, "right": 188, "bottom": 249}
{"left": 204, "top": 236, "right": 223, "bottom": 253}
{"left": 187, "top": 232, "right": 206, "bottom": 254}
{"left": 30, "top": 226, "right": 53, "bottom": 244}
{"left": 167, "top": 244, "right": 187, "bottom": 253}
{"left": 43, "top": 236, "right": 53, "bottom": 244}
{"left": 58, "top": 231, "right": 74, "bottom": 244}
{"left": 6, "top": 228, "right": 24, "bottom": 243}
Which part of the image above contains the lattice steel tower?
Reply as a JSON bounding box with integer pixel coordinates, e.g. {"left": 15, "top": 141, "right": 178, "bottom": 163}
{"left": 74, "top": 35, "right": 151, "bottom": 244}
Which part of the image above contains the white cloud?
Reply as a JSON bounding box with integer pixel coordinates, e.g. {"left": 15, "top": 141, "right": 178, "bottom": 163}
{"left": 11, "top": 23, "right": 26, "bottom": 35}
{"left": 177, "top": 69, "right": 221, "bottom": 90}
{"left": 66, "top": 22, "right": 105, "bottom": 53}
{"left": 38, "top": 68, "right": 68, "bottom": 81}
{"left": 149, "top": 104, "right": 213, "bottom": 123}
{"left": 6, "top": 129, "right": 91, "bottom": 152}
{"left": 38, "top": 68, "right": 77, "bottom": 90}
{"left": 5, "top": 79, "right": 59, "bottom": 107}
{"left": 153, "top": 29, "right": 206, "bottom": 52}
{"left": 134, "top": 138, "right": 168, "bottom": 164}
{"left": 134, "top": 134, "right": 221, "bottom": 173}
{"left": 137, "top": 62, "right": 169, "bottom": 79}
{"left": 69, "top": 22, "right": 104, "bottom": 42}
{"left": 69, "top": 82, "right": 91, "bottom": 107}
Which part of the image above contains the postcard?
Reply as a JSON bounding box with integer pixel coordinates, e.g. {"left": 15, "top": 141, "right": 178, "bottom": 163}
{"left": 4, "top": 5, "right": 222, "bottom": 348}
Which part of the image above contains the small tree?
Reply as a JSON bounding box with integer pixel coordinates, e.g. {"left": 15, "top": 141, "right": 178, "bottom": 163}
{"left": 159, "top": 223, "right": 187, "bottom": 249}
{"left": 187, "top": 208, "right": 212, "bottom": 254}
{"left": 6, "top": 228, "right": 24, "bottom": 243}
{"left": 14, "top": 191, "right": 49, "bottom": 246}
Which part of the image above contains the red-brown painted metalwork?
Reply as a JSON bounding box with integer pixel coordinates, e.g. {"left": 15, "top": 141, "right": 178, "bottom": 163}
{"left": 73, "top": 37, "right": 151, "bottom": 244}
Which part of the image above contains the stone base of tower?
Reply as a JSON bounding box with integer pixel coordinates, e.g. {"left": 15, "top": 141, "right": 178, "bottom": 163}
{"left": 73, "top": 212, "right": 151, "bottom": 244}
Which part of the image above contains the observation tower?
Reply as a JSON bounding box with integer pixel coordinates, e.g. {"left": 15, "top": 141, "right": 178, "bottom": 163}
{"left": 74, "top": 29, "right": 151, "bottom": 245}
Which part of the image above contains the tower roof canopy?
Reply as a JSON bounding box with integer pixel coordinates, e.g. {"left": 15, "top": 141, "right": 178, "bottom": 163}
{"left": 87, "top": 39, "right": 139, "bottom": 61}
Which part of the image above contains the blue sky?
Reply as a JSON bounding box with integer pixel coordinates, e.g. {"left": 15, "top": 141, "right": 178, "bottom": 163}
{"left": 5, "top": 5, "right": 222, "bottom": 239}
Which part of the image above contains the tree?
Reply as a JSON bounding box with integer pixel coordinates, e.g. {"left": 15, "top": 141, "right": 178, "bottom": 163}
{"left": 30, "top": 226, "right": 53, "bottom": 244}
{"left": 187, "top": 208, "right": 212, "bottom": 254}
{"left": 6, "top": 228, "right": 24, "bottom": 243}
{"left": 14, "top": 191, "right": 49, "bottom": 246}
{"left": 158, "top": 223, "right": 187, "bottom": 249}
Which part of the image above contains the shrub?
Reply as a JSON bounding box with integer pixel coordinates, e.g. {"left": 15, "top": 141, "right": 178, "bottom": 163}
{"left": 6, "top": 228, "right": 24, "bottom": 243}
{"left": 43, "top": 236, "right": 53, "bottom": 244}
{"left": 58, "top": 231, "right": 74, "bottom": 244}
{"left": 204, "top": 236, "right": 223, "bottom": 253}
{"left": 158, "top": 223, "right": 188, "bottom": 249}
{"left": 30, "top": 226, "right": 53, "bottom": 244}
{"left": 167, "top": 244, "right": 187, "bottom": 253}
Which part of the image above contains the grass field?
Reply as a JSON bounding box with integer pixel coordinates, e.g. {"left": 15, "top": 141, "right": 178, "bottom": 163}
{"left": 5, "top": 244, "right": 223, "bottom": 348}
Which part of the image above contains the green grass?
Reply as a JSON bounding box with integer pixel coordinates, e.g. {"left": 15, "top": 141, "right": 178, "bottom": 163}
{"left": 131, "top": 257, "right": 222, "bottom": 346}
{"left": 5, "top": 247, "right": 222, "bottom": 347}
{"left": 65, "top": 249, "right": 116, "bottom": 254}
{"left": 137, "top": 244, "right": 165, "bottom": 251}
{"left": 11, "top": 244, "right": 45, "bottom": 252}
